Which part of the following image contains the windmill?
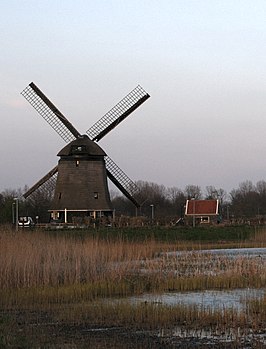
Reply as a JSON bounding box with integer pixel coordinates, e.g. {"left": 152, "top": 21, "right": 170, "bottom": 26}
{"left": 21, "top": 82, "right": 150, "bottom": 224}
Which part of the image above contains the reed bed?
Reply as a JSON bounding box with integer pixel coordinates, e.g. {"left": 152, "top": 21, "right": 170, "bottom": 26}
{"left": 141, "top": 251, "right": 266, "bottom": 279}
{"left": 1, "top": 226, "right": 266, "bottom": 307}
{"left": 53, "top": 300, "right": 256, "bottom": 331}
{"left": 0, "top": 228, "right": 155, "bottom": 289}
{"left": 1, "top": 225, "right": 266, "bottom": 347}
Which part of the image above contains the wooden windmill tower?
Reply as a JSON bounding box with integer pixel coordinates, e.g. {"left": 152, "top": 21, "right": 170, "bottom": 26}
{"left": 21, "top": 82, "right": 150, "bottom": 224}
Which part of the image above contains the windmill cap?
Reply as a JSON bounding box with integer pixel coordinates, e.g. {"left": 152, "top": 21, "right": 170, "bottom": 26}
{"left": 58, "top": 135, "right": 106, "bottom": 157}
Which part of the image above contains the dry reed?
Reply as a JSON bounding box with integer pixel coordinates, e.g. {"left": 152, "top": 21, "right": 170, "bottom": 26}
{"left": 1, "top": 225, "right": 266, "bottom": 346}
{"left": 0, "top": 228, "right": 154, "bottom": 288}
{"left": 48, "top": 299, "right": 266, "bottom": 336}
{"left": 1, "top": 226, "right": 266, "bottom": 306}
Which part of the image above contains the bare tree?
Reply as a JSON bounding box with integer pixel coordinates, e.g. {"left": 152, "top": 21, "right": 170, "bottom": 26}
{"left": 230, "top": 180, "right": 259, "bottom": 218}
{"left": 184, "top": 185, "right": 202, "bottom": 199}
{"left": 205, "top": 186, "right": 227, "bottom": 204}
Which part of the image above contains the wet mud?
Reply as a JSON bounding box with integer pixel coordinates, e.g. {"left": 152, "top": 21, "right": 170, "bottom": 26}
{"left": 1, "top": 310, "right": 265, "bottom": 348}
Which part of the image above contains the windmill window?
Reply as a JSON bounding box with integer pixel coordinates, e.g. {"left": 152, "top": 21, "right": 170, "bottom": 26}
{"left": 71, "top": 145, "right": 86, "bottom": 154}
{"left": 76, "top": 160, "right": 80, "bottom": 167}
{"left": 94, "top": 192, "right": 99, "bottom": 199}
{"left": 58, "top": 193, "right": 62, "bottom": 200}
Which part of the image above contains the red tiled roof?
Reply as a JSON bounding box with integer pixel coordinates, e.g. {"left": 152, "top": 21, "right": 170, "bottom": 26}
{"left": 185, "top": 200, "right": 218, "bottom": 216}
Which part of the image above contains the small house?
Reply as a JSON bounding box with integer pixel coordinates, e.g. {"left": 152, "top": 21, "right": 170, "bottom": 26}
{"left": 185, "top": 199, "right": 220, "bottom": 225}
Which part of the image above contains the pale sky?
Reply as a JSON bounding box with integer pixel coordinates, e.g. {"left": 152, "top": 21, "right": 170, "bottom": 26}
{"left": 1, "top": 0, "right": 266, "bottom": 194}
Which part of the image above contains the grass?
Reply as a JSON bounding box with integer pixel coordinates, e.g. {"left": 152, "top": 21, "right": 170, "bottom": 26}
{"left": 44, "top": 224, "right": 256, "bottom": 242}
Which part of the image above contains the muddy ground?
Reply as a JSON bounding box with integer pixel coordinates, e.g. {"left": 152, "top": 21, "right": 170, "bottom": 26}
{"left": 1, "top": 310, "right": 265, "bottom": 348}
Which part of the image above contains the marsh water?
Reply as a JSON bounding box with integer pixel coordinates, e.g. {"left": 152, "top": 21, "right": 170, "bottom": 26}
{"left": 170, "top": 246, "right": 266, "bottom": 256}
{"left": 132, "top": 247, "right": 266, "bottom": 347}
{"left": 119, "top": 247, "right": 266, "bottom": 311}
{"left": 127, "top": 287, "right": 265, "bottom": 311}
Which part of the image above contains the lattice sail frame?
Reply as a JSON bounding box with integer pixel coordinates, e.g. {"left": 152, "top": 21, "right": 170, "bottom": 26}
{"left": 23, "top": 166, "right": 58, "bottom": 199}
{"left": 86, "top": 85, "right": 150, "bottom": 142}
{"left": 105, "top": 156, "right": 139, "bottom": 197}
{"left": 21, "top": 83, "right": 79, "bottom": 143}
{"left": 28, "top": 175, "right": 57, "bottom": 201}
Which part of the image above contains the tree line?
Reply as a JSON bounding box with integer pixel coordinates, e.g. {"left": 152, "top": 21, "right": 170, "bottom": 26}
{"left": 1, "top": 179, "right": 266, "bottom": 224}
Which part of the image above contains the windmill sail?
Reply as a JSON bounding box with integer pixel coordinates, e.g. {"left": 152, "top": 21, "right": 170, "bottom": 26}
{"left": 86, "top": 85, "right": 150, "bottom": 142}
{"left": 23, "top": 166, "right": 58, "bottom": 199}
{"left": 21, "top": 82, "right": 81, "bottom": 143}
{"left": 105, "top": 156, "right": 140, "bottom": 207}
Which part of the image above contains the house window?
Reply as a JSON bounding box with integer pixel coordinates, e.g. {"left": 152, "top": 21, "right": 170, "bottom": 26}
{"left": 200, "top": 216, "right": 209, "bottom": 223}
{"left": 94, "top": 192, "right": 99, "bottom": 199}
